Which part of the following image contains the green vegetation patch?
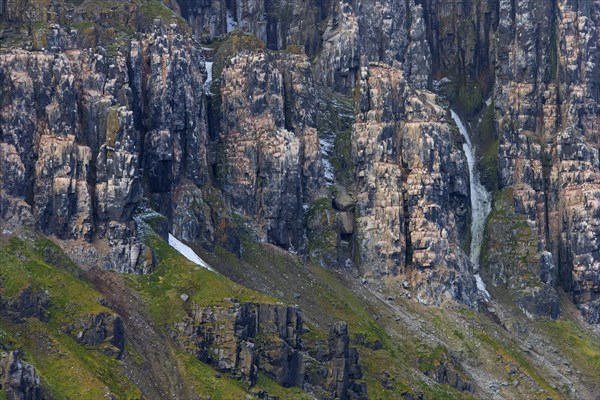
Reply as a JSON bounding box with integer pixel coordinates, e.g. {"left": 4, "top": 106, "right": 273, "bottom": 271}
{"left": 138, "top": 0, "right": 188, "bottom": 32}
{"left": 127, "top": 233, "right": 273, "bottom": 328}
{"left": 477, "top": 101, "right": 499, "bottom": 192}
{"left": 0, "top": 236, "right": 107, "bottom": 324}
{"left": 0, "top": 234, "right": 141, "bottom": 399}
{"left": 534, "top": 315, "right": 600, "bottom": 389}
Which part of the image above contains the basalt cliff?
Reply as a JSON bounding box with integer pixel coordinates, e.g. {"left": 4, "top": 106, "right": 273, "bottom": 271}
{"left": 0, "top": 1, "right": 599, "bottom": 399}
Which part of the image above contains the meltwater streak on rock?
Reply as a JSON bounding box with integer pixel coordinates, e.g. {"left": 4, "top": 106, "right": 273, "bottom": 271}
{"left": 320, "top": 135, "right": 335, "bottom": 184}
{"left": 451, "top": 110, "right": 492, "bottom": 299}
{"left": 168, "top": 233, "right": 214, "bottom": 271}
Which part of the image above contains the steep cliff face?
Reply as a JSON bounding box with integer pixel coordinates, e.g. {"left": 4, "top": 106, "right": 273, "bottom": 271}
{"left": 218, "top": 51, "right": 323, "bottom": 250}
{"left": 491, "top": 0, "right": 600, "bottom": 323}
{"left": 0, "top": 22, "right": 208, "bottom": 274}
{"left": 353, "top": 64, "right": 475, "bottom": 305}
{"left": 1, "top": 0, "right": 600, "bottom": 398}
{"left": 178, "top": 0, "right": 323, "bottom": 55}
{"left": 1, "top": 0, "right": 598, "bottom": 321}
{"left": 315, "top": 0, "right": 431, "bottom": 93}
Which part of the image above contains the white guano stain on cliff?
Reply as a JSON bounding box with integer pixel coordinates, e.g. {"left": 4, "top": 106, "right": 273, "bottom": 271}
{"left": 168, "top": 233, "right": 214, "bottom": 271}
{"left": 451, "top": 110, "right": 492, "bottom": 300}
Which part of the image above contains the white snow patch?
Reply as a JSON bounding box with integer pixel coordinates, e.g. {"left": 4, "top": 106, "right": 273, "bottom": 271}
{"left": 226, "top": 10, "right": 238, "bottom": 33}
{"left": 204, "top": 61, "right": 213, "bottom": 94}
{"left": 451, "top": 110, "right": 493, "bottom": 301}
{"left": 168, "top": 233, "right": 214, "bottom": 271}
{"left": 475, "top": 274, "right": 491, "bottom": 300}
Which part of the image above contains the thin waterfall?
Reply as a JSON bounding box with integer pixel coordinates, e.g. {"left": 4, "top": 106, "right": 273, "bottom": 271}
{"left": 451, "top": 110, "right": 492, "bottom": 299}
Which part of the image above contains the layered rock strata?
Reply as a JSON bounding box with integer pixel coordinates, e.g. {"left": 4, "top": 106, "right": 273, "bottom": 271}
{"left": 493, "top": 0, "right": 600, "bottom": 322}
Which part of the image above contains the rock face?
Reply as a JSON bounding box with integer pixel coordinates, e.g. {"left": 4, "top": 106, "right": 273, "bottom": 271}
{"left": 420, "top": 0, "right": 497, "bottom": 112}
{"left": 0, "top": 22, "right": 209, "bottom": 274}
{"left": 1, "top": 0, "right": 599, "bottom": 328}
{"left": 172, "top": 301, "right": 303, "bottom": 386}
{"left": 218, "top": 50, "right": 322, "bottom": 250}
{"left": 172, "top": 301, "right": 366, "bottom": 398}
{"left": 483, "top": 189, "right": 561, "bottom": 319}
{"left": 305, "top": 322, "right": 367, "bottom": 400}
{"left": 0, "top": 350, "right": 44, "bottom": 400}
{"left": 491, "top": 0, "right": 600, "bottom": 323}
{"left": 179, "top": 0, "right": 323, "bottom": 55}
{"left": 315, "top": 0, "right": 431, "bottom": 93}
{"left": 353, "top": 64, "right": 475, "bottom": 306}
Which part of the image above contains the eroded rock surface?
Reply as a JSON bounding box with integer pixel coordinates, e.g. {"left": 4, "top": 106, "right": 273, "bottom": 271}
{"left": 0, "top": 349, "right": 44, "bottom": 400}
{"left": 172, "top": 300, "right": 366, "bottom": 398}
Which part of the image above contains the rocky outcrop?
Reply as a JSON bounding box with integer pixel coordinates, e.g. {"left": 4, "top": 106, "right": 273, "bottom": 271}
{"left": 0, "top": 285, "right": 50, "bottom": 323}
{"left": 172, "top": 301, "right": 303, "bottom": 386}
{"left": 430, "top": 362, "right": 473, "bottom": 394}
{"left": 65, "top": 312, "right": 125, "bottom": 359}
{"left": 305, "top": 322, "right": 367, "bottom": 400}
{"left": 172, "top": 300, "right": 366, "bottom": 398}
{"left": 353, "top": 63, "right": 476, "bottom": 306}
{"left": 0, "top": 349, "right": 44, "bottom": 400}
